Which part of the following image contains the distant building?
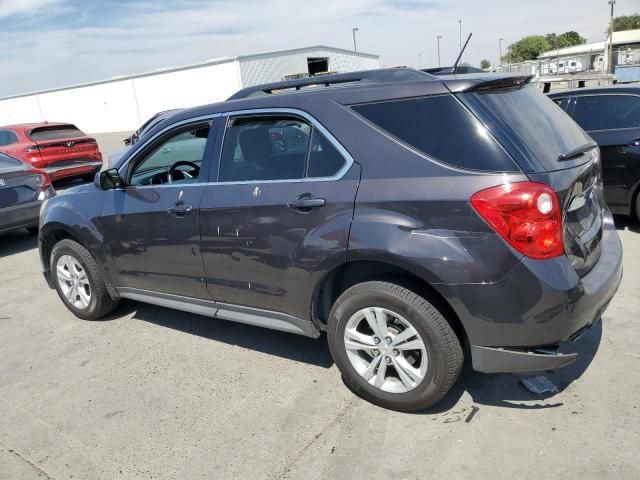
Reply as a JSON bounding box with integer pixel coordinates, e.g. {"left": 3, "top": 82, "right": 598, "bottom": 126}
{"left": 0, "top": 46, "right": 380, "bottom": 133}
{"left": 502, "top": 29, "right": 640, "bottom": 77}
{"left": 538, "top": 28, "right": 640, "bottom": 75}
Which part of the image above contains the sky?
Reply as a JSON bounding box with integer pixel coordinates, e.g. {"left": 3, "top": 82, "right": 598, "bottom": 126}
{"left": 0, "top": 0, "right": 638, "bottom": 98}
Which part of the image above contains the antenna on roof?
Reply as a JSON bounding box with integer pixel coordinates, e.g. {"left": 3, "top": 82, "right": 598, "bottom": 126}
{"left": 452, "top": 33, "right": 473, "bottom": 74}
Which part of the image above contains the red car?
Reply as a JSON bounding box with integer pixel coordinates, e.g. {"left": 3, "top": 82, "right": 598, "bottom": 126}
{"left": 0, "top": 122, "right": 103, "bottom": 182}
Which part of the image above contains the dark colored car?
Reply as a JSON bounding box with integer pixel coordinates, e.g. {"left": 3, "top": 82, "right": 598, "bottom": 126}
{"left": 38, "top": 69, "right": 622, "bottom": 412}
{"left": 0, "top": 123, "right": 103, "bottom": 182}
{"left": 0, "top": 152, "right": 55, "bottom": 235}
{"left": 549, "top": 86, "right": 640, "bottom": 221}
{"left": 123, "top": 110, "right": 180, "bottom": 147}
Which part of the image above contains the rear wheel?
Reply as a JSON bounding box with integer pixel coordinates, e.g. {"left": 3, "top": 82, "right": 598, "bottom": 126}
{"left": 50, "top": 239, "right": 118, "bottom": 320}
{"left": 327, "top": 281, "right": 463, "bottom": 412}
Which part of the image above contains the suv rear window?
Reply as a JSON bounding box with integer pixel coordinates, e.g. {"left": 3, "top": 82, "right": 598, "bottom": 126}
{"left": 352, "top": 95, "right": 518, "bottom": 172}
{"left": 466, "top": 85, "right": 591, "bottom": 171}
{"left": 29, "top": 125, "right": 86, "bottom": 141}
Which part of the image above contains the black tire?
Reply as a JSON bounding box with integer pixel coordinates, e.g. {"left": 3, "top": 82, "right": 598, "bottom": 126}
{"left": 26, "top": 226, "right": 39, "bottom": 235}
{"left": 50, "top": 239, "right": 118, "bottom": 320}
{"left": 327, "top": 281, "right": 463, "bottom": 412}
{"left": 81, "top": 170, "right": 99, "bottom": 183}
{"left": 635, "top": 192, "right": 640, "bottom": 224}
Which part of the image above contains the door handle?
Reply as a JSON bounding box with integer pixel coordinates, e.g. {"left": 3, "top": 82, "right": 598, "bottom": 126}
{"left": 162, "top": 147, "right": 172, "bottom": 154}
{"left": 167, "top": 201, "right": 193, "bottom": 218}
{"left": 287, "top": 195, "right": 326, "bottom": 212}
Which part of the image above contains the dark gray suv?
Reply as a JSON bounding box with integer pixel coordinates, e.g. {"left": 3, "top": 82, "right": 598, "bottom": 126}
{"left": 39, "top": 69, "right": 622, "bottom": 412}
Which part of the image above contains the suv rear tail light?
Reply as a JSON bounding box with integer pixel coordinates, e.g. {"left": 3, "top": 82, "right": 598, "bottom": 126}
{"left": 24, "top": 145, "right": 41, "bottom": 153}
{"left": 30, "top": 169, "right": 52, "bottom": 200}
{"left": 471, "top": 182, "right": 563, "bottom": 260}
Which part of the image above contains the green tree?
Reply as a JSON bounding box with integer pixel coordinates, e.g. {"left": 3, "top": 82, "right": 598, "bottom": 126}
{"left": 612, "top": 14, "right": 640, "bottom": 32}
{"left": 503, "top": 35, "right": 550, "bottom": 63}
{"left": 480, "top": 59, "right": 491, "bottom": 69}
{"left": 546, "top": 31, "right": 586, "bottom": 49}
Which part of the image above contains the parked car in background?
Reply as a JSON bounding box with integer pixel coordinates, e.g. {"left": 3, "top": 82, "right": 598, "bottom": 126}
{"left": 0, "top": 123, "right": 103, "bottom": 182}
{"left": 108, "top": 109, "right": 181, "bottom": 168}
{"left": 549, "top": 86, "right": 640, "bottom": 221}
{"left": 39, "top": 69, "right": 622, "bottom": 412}
{"left": 0, "top": 152, "right": 55, "bottom": 235}
{"left": 124, "top": 109, "right": 180, "bottom": 147}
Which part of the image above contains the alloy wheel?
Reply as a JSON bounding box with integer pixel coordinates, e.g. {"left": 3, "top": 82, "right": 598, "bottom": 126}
{"left": 56, "top": 255, "right": 91, "bottom": 309}
{"left": 343, "top": 307, "right": 428, "bottom": 393}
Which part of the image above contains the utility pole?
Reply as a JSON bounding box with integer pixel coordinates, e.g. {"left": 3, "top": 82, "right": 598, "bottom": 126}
{"left": 458, "top": 20, "right": 462, "bottom": 56}
{"left": 352, "top": 27, "right": 359, "bottom": 52}
{"left": 418, "top": 53, "right": 422, "bottom": 69}
{"left": 607, "top": 0, "right": 615, "bottom": 74}
{"left": 499, "top": 38, "right": 504, "bottom": 69}
{"left": 437, "top": 35, "right": 442, "bottom": 67}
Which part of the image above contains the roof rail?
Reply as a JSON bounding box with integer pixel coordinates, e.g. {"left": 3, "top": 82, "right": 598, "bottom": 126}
{"left": 227, "top": 68, "right": 435, "bottom": 100}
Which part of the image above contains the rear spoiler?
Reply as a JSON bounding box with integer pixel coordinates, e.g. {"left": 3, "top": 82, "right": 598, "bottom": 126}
{"left": 440, "top": 75, "right": 533, "bottom": 93}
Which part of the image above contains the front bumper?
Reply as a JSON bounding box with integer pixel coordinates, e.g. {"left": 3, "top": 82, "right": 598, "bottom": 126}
{"left": 445, "top": 215, "right": 623, "bottom": 374}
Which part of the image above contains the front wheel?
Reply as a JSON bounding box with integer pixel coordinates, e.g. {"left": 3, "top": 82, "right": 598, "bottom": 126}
{"left": 50, "top": 239, "right": 118, "bottom": 320}
{"left": 327, "top": 281, "right": 463, "bottom": 412}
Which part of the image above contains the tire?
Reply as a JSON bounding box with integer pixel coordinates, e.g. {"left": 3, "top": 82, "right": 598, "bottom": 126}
{"left": 327, "top": 281, "right": 463, "bottom": 412}
{"left": 81, "top": 171, "right": 98, "bottom": 183}
{"left": 635, "top": 192, "right": 640, "bottom": 224}
{"left": 50, "top": 239, "right": 118, "bottom": 320}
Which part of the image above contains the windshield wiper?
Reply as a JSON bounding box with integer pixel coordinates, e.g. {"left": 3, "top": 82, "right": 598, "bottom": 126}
{"left": 558, "top": 143, "right": 597, "bottom": 162}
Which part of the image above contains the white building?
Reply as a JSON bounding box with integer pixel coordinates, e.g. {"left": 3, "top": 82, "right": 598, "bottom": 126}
{"left": 0, "top": 46, "right": 380, "bottom": 134}
{"left": 537, "top": 28, "right": 640, "bottom": 74}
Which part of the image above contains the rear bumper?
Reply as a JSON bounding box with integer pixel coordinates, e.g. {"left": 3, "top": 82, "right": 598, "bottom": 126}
{"left": 471, "top": 344, "right": 579, "bottom": 373}
{"left": 42, "top": 160, "right": 102, "bottom": 180}
{"left": 443, "top": 213, "right": 622, "bottom": 374}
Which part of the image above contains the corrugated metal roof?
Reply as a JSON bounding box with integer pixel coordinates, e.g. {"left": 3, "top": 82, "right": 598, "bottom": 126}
{"left": 0, "top": 45, "right": 379, "bottom": 101}
{"left": 538, "top": 29, "right": 640, "bottom": 59}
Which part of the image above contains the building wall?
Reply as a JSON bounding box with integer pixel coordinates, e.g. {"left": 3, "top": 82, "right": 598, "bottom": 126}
{"left": 0, "top": 48, "right": 379, "bottom": 134}
{"left": 238, "top": 48, "right": 380, "bottom": 87}
{"left": 133, "top": 61, "right": 241, "bottom": 124}
{"left": 0, "top": 61, "right": 242, "bottom": 134}
{"left": 36, "top": 79, "right": 141, "bottom": 133}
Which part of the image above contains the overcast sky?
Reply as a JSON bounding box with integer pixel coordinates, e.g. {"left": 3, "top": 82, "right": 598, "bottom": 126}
{"left": 0, "top": 0, "right": 637, "bottom": 97}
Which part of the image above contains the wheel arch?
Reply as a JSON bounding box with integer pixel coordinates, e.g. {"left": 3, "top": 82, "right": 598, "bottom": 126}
{"left": 40, "top": 224, "right": 109, "bottom": 292}
{"left": 311, "top": 259, "right": 469, "bottom": 351}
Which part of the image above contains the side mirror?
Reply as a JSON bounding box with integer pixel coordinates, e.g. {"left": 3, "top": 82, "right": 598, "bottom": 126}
{"left": 96, "top": 168, "right": 123, "bottom": 190}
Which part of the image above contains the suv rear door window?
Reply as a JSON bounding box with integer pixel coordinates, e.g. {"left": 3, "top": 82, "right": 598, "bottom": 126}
{"left": 219, "top": 117, "right": 310, "bottom": 182}
{"left": 572, "top": 94, "right": 640, "bottom": 131}
{"left": 351, "top": 95, "right": 518, "bottom": 172}
{"left": 29, "top": 125, "right": 86, "bottom": 141}
{"left": 307, "top": 128, "right": 346, "bottom": 178}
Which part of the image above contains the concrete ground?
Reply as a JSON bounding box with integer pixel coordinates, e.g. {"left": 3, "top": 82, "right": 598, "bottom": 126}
{"left": 1, "top": 142, "right": 639, "bottom": 478}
